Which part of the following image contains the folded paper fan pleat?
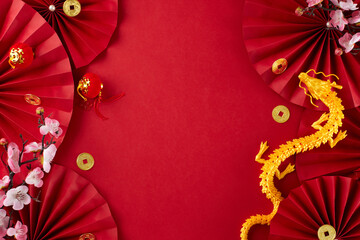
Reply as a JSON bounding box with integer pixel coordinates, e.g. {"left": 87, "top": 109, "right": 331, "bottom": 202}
{"left": 23, "top": 0, "right": 118, "bottom": 68}
{"left": 270, "top": 176, "right": 360, "bottom": 239}
{"left": 18, "top": 164, "right": 118, "bottom": 239}
{"left": 243, "top": 0, "right": 360, "bottom": 110}
{"left": 0, "top": 0, "right": 73, "bottom": 146}
{"left": 296, "top": 107, "right": 360, "bottom": 181}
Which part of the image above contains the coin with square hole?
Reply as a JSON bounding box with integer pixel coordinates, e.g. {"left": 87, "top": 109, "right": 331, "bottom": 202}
{"left": 63, "top": 0, "right": 81, "bottom": 17}
{"left": 272, "top": 105, "right": 290, "bottom": 123}
{"left": 317, "top": 224, "right": 336, "bottom": 240}
{"left": 77, "top": 153, "right": 94, "bottom": 171}
{"left": 79, "top": 233, "right": 95, "bottom": 240}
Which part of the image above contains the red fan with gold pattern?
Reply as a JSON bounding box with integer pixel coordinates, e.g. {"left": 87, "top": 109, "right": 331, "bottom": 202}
{"left": 270, "top": 176, "right": 360, "bottom": 239}
{"left": 23, "top": 0, "right": 118, "bottom": 68}
{"left": 0, "top": 0, "right": 73, "bottom": 146}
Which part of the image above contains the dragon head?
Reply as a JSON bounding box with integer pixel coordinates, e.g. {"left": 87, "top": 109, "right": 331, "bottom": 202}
{"left": 298, "top": 70, "right": 342, "bottom": 107}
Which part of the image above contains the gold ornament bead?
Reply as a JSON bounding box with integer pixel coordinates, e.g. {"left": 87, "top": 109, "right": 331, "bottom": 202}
{"left": 272, "top": 58, "right": 288, "bottom": 74}
{"left": 79, "top": 233, "right": 95, "bottom": 240}
{"left": 272, "top": 105, "right": 290, "bottom": 123}
{"left": 24, "top": 94, "right": 41, "bottom": 105}
{"left": 63, "top": 0, "right": 81, "bottom": 17}
{"left": 317, "top": 225, "right": 336, "bottom": 240}
{"left": 76, "top": 153, "right": 94, "bottom": 171}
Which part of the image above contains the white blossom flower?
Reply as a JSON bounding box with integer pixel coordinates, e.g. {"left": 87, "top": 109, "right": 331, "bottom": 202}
{"left": 7, "top": 142, "right": 21, "bottom": 173}
{"left": 3, "top": 186, "right": 31, "bottom": 211}
{"left": 42, "top": 144, "right": 57, "bottom": 173}
{"left": 331, "top": 0, "right": 358, "bottom": 10}
{"left": 25, "top": 167, "right": 44, "bottom": 188}
{"left": 24, "top": 142, "right": 42, "bottom": 153}
{"left": 0, "top": 209, "right": 9, "bottom": 239}
{"left": 7, "top": 221, "right": 27, "bottom": 240}
{"left": 40, "top": 117, "right": 63, "bottom": 138}
{"left": 329, "top": 10, "right": 348, "bottom": 31}
{"left": 339, "top": 32, "right": 360, "bottom": 52}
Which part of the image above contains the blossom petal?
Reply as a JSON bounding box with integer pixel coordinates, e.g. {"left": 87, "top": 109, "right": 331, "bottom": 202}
{"left": 12, "top": 200, "right": 24, "bottom": 211}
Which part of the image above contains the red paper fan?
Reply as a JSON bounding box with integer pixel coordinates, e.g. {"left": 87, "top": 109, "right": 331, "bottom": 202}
{"left": 0, "top": 0, "right": 73, "bottom": 145}
{"left": 22, "top": 0, "right": 118, "bottom": 68}
{"left": 17, "top": 164, "right": 118, "bottom": 239}
{"left": 269, "top": 176, "right": 360, "bottom": 239}
{"left": 243, "top": 0, "right": 360, "bottom": 110}
{"left": 295, "top": 107, "right": 360, "bottom": 182}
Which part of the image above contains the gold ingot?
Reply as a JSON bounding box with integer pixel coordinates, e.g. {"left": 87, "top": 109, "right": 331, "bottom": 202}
{"left": 24, "top": 94, "right": 41, "bottom": 105}
{"left": 317, "top": 224, "right": 336, "bottom": 240}
{"left": 272, "top": 105, "right": 290, "bottom": 123}
{"left": 272, "top": 58, "right": 288, "bottom": 74}
{"left": 79, "top": 233, "right": 95, "bottom": 240}
{"left": 76, "top": 153, "right": 94, "bottom": 171}
{"left": 63, "top": 0, "right": 81, "bottom": 17}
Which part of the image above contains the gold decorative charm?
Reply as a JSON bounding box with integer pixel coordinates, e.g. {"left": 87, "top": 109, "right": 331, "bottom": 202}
{"left": 317, "top": 225, "right": 336, "bottom": 240}
{"left": 77, "top": 153, "right": 95, "bottom": 171}
{"left": 63, "top": 0, "right": 81, "bottom": 17}
{"left": 272, "top": 58, "right": 288, "bottom": 74}
{"left": 24, "top": 94, "right": 41, "bottom": 105}
{"left": 272, "top": 105, "right": 290, "bottom": 123}
{"left": 240, "top": 69, "right": 346, "bottom": 239}
{"left": 79, "top": 233, "right": 95, "bottom": 240}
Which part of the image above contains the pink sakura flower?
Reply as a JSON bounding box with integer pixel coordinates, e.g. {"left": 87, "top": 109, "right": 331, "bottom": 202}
{"left": 339, "top": 32, "right": 360, "bottom": 52}
{"left": 307, "top": 0, "right": 323, "bottom": 7}
{"left": 329, "top": 10, "right": 348, "bottom": 31}
{"left": 348, "top": 10, "right": 360, "bottom": 24}
{"left": 0, "top": 176, "right": 9, "bottom": 190}
{"left": 0, "top": 209, "right": 9, "bottom": 238}
{"left": 3, "top": 185, "right": 31, "bottom": 211}
{"left": 7, "top": 221, "right": 27, "bottom": 240}
{"left": 7, "top": 142, "right": 21, "bottom": 173}
{"left": 42, "top": 144, "right": 57, "bottom": 173}
{"left": 25, "top": 167, "right": 44, "bottom": 188}
{"left": 39, "top": 117, "right": 63, "bottom": 138}
{"left": 24, "top": 142, "right": 42, "bottom": 153}
{"left": 331, "top": 0, "right": 358, "bottom": 10}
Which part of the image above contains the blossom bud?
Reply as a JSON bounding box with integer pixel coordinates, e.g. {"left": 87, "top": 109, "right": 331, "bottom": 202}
{"left": 36, "top": 107, "right": 44, "bottom": 115}
{"left": 0, "top": 138, "right": 7, "bottom": 146}
{"left": 295, "top": 7, "right": 304, "bottom": 16}
{"left": 335, "top": 48, "right": 343, "bottom": 56}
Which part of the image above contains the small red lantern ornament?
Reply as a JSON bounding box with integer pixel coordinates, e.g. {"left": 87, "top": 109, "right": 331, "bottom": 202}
{"left": 8, "top": 43, "right": 34, "bottom": 69}
{"left": 77, "top": 73, "right": 124, "bottom": 120}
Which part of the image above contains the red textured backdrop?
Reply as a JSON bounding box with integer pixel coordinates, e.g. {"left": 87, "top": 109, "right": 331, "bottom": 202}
{"left": 54, "top": 0, "right": 306, "bottom": 239}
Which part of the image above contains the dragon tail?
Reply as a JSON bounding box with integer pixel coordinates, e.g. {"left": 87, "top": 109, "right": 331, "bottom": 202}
{"left": 240, "top": 201, "right": 280, "bottom": 240}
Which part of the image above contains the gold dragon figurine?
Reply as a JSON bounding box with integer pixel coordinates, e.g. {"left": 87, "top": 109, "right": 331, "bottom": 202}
{"left": 240, "top": 69, "right": 347, "bottom": 240}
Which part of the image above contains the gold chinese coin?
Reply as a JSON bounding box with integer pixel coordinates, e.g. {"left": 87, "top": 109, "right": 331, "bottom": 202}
{"left": 79, "top": 233, "right": 95, "bottom": 240}
{"left": 317, "top": 224, "right": 336, "bottom": 240}
{"left": 76, "top": 153, "right": 94, "bottom": 171}
{"left": 272, "top": 58, "right": 288, "bottom": 74}
{"left": 63, "top": 0, "right": 81, "bottom": 17}
{"left": 272, "top": 105, "right": 290, "bottom": 123}
{"left": 24, "top": 94, "right": 41, "bottom": 105}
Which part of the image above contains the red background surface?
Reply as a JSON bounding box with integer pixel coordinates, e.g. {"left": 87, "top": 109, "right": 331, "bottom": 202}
{"left": 55, "top": 0, "right": 308, "bottom": 239}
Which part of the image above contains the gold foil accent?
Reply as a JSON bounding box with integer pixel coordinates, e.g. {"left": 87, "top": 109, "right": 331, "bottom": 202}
{"left": 63, "top": 0, "right": 81, "bottom": 17}
{"left": 77, "top": 77, "right": 91, "bottom": 101}
{"left": 240, "top": 70, "right": 346, "bottom": 240}
{"left": 272, "top": 58, "right": 288, "bottom": 74}
{"left": 317, "top": 225, "right": 336, "bottom": 240}
{"left": 79, "top": 233, "right": 95, "bottom": 240}
{"left": 9, "top": 48, "right": 25, "bottom": 68}
{"left": 76, "top": 153, "right": 94, "bottom": 171}
{"left": 24, "top": 94, "right": 41, "bottom": 106}
{"left": 272, "top": 105, "right": 290, "bottom": 123}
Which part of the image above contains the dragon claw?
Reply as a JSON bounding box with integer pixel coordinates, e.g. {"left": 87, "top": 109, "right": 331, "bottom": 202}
{"left": 255, "top": 141, "right": 269, "bottom": 163}
{"left": 329, "top": 130, "right": 347, "bottom": 148}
